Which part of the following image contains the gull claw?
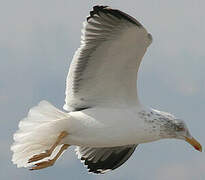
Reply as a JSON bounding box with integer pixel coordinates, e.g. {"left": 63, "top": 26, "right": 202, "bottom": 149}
{"left": 29, "top": 159, "right": 54, "bottom": 170}
{"left": 28, "top": 151, "right": 51, "bottom": 163}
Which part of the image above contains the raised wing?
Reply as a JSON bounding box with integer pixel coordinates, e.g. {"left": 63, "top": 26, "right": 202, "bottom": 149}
{"left": 75, "top": 145, "right": 138, "bottom": 174}
{"left": 64, "top": 6, "right": 152, "bottom": 111}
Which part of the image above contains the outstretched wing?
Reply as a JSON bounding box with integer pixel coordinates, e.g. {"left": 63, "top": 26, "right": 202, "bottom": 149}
{"left": 64, "top": 6, "right": 152, "bottom": 111}
{"left": 75, "top": 145, "right": 138, "bottom": 174}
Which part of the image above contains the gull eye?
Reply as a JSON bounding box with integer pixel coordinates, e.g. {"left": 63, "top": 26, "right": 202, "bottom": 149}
{"left": 175, "top": 125, "right": 185, "bottom": 131}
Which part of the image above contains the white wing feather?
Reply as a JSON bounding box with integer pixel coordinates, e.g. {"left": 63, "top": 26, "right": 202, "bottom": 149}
{"left": 64, "top": 6, "right": 152, "bottom": 111}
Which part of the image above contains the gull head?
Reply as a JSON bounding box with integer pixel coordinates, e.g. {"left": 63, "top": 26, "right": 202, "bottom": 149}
{"left": 150, "top": 109, "right": 202, "bottom": 152}
{"left": 160, "top": 117, "right": 202, "bottom": 152}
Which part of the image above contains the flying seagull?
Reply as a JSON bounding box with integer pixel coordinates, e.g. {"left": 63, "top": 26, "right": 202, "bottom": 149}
{"left": 11, "top": 5, "right": 202, "bottom": 174}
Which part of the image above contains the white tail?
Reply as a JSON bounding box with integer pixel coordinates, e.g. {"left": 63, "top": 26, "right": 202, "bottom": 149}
{"left": 11, "top": 101, "right": 70, "bottom": 168}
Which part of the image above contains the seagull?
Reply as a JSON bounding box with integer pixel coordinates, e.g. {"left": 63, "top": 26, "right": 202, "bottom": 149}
{"left": 11, "top": 5, "right": 202, "bottom": 174}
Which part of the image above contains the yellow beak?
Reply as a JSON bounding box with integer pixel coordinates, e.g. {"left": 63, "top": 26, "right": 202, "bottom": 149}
{"left": 185, "top": 137, "right": 202, "bottom": 152}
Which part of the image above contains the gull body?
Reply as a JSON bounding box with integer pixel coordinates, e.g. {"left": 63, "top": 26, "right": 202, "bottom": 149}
{"left": 65, "top": 106, "right": 161, "bottom": 147}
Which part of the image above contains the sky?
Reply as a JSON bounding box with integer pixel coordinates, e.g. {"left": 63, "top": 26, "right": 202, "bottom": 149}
{"left": 0, "top": 0, "right": 205, "bottom": 179}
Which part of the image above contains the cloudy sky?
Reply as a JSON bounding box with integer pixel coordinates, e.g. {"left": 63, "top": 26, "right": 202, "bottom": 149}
{"left": 1, "top": 0, "right": 205, "bottom": 179}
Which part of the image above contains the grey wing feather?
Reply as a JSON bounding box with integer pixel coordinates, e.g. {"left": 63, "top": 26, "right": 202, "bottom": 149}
{"left": 75, "top": 144, "right": 138, "bottom": 174}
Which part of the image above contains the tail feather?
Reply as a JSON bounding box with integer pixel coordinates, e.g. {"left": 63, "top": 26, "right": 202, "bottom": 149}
{"left": 11, "top": 101, "right": 70, "bottom": 168}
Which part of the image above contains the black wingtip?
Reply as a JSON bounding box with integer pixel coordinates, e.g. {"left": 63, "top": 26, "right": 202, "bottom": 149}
{"left": 87, "top": 5, "right": 142, "bottom": 27}
{"left": 93, "top": 5, "right": 109, "bottom": 11}
{"left": 87, "top": 5, "right": 109, "bottom": 21}
{"left": 81, "top": 145, "right": 137, "bottom": 174}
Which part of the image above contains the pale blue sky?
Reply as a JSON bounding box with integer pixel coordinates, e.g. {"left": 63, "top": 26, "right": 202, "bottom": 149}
{"left": 1, "top": 0, "right": 205, "bottom": 179}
